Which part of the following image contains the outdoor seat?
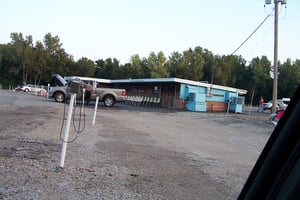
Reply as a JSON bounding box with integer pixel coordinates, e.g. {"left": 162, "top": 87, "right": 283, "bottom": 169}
{"left": 143, "top": 96, "right": 150, "bottom": 105}
{"left": 154, "top": 97, "right": 160, "bottom": 107}
{"left": 149, "top": 97, "right": 154, "bottom": 106}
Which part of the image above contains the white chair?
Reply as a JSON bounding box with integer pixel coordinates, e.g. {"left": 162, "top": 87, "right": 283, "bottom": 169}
{"left": 154, "top": 97, "right": 160, "bottom": 107}
{"left": 143, "top": 96, "right": 150, "bottom": 105}
{"left": 149, "top": 97, "right": 154, "bottom": 106}
{"left": 136, "top": 96, "right": 144, "bottom": 106}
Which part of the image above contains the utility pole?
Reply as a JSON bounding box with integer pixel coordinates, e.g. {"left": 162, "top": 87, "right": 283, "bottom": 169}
{"left": 265, "top": 0, "right": 287, "bottom": 113}
{"left": 272, "top": 0, "right": 279, "bottom": 113}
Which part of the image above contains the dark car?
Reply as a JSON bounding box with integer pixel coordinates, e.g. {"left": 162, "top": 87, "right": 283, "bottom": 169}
{"left": 238, "top": 86, "right": 300, "bottom": 199}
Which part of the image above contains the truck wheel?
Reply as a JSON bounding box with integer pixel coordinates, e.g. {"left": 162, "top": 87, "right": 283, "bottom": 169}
{"left": 54, "top": 92, "right": 65, "bottom": 103}
{"left": 103, "top": 95, "right": 115, "bottom": 107}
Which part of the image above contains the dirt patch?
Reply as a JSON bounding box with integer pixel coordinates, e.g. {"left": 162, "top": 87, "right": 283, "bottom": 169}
{"left": 0, "top": 92, "right": 274, "bottom": 199}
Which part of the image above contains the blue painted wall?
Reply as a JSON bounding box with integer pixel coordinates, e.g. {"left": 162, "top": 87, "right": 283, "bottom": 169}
{"left": 229, "top": 96, "right": 245, "bottom": 113}
{"left": 180, "top": 83, "right": 243, "bottom": 112}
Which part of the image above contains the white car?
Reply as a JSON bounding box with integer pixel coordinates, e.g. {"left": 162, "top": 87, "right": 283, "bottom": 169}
{"left": 263, "top": 99, "right": 288, "bottom": 111}
{"left": 14, "top": 85, "right": 31, "bottom": 92}
{"left": 19, "top": 85, "right": 31, "bottom": 92}
{"left": 21, "top": 84, "right": 46, "bottom": 94}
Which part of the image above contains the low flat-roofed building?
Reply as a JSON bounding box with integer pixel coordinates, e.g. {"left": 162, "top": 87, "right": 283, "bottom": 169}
{"left": 111, "top": 77, "right": 247, "bottom": 113}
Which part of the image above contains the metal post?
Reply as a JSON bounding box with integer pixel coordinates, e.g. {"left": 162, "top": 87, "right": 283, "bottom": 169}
{"left": 173, "top": 85, "right": 177, "bottom": 108}
{"left": 82, "top": 88, "right": 86, "bottom": 105}
{"left": 47, "top": 83, "right": 50, "bottom": 98}
{"left": 227, "top": 99, "right": 231, "bottom": 115}
{"left": 92, "top": 96, "right": 99, "bottom": 126}
{"left": 81, "top": 88, "right": 85, "bottom": 113}
{"left": 272, "top": 0, "right": 279, "bottom": 113}
{"left": 59, "top": 93, "right": 76, "bottom": 168}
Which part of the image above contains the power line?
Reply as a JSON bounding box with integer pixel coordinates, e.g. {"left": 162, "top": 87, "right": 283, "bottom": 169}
{"left": 231, "top": 14, "right": 271, "bottom": 56}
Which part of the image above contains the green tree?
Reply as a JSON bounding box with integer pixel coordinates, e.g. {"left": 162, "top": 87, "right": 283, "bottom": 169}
{"left": 10, "top": 33, "right": 35, "bottom": 84}
{"left": 166, "top": 51, "right": 184, "bottom": 78}
{"left": 0, "top": 43, "right": 21, "bottom": 87}
{"left": 140, "top": 57, "right": 151, "bottom": 78}
{"left": 181, "top": 47, "right": 205, "bottom": 81}
{"left": 43, "top": 33, "right": 64, "bottom": 74}
{"left": 130, "top": 54, "right": 144, "bottom": 78}
{"left": 147, "top": 51, "right": 169, "bottom": 78}
{"left": 1, "top": 31, "right": 300, "bottom": 101}
{"left": 94, "top": 58, "right": 120, "bottom": 79}
{"left": 94, "top": 59, "right": 105, "bottom": 78}
{"left": 201, "top": 49, "right": 215, "bottom": 83}
{"left": 213, "top": 55, "right": 246, "bottom": 87}
{"left": 231, "top": 55, "right": 248, "bottom": 89}
{"left": 118, "top": 54, "right": 145, "bottom": 79}
{"left": 278, "top": 59, "right": 300, "bottom": 98}
{"left": 118, "top": 63, "right": 132, "bottom": 79}
{"left": 72, "top": 57, "right": 95, "bottom": 77}
{"left": 0, "top": 44, "right": 4, "bottom": 81}
{"left": 247, "top": 56, "right": 272, "bottom": 103}
{"left": 28, "top": 41, "right": 44, "bottom": 85}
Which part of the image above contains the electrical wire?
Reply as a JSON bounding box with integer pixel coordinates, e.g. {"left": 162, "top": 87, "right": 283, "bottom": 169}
{"left": 59, "top": 91, "right": 86, "bottom": 143}
{"left": 279, "top": 5, "right": 287, "bottom": 20}
{"left": 264, "top": 4, "right": 274, "bottom": 17}
{"left": 72, "top": 100, "right": 86, "bottom": 133}
{"left": 231, "top": 14, "right": 272, "bottom": 56}
{"left": 243, "top": 18, "right": 274, "bottom": 61}
{"left": 241, "top": 4, "right": 287, "bottom": 60}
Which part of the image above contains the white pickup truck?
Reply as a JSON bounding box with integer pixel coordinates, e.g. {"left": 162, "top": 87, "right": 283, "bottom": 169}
{"left": 48, "top": 74, "right": 126, "bottom": 107}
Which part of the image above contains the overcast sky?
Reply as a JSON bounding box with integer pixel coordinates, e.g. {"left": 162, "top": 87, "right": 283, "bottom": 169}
{"left": 1, "top": 0, "right": 299, "bottom": 64}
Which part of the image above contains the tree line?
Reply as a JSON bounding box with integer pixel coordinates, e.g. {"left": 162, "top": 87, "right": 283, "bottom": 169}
{"left": 0, "top": 32, "right": 299, "bottom": 104}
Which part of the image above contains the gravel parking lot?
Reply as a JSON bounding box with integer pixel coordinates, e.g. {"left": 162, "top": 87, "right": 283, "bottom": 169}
{"left": 0, "top": 90, "right": 274, "bottom": 199}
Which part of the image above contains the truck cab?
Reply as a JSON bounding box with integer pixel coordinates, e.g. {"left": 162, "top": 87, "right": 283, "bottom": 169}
{"left": 49, "top": 74, "right": 126, "bottom": 107}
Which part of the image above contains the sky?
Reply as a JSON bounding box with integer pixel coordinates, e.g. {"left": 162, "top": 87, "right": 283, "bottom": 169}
{"left": 1, "top": 0, "right": 299, "bottom": 64}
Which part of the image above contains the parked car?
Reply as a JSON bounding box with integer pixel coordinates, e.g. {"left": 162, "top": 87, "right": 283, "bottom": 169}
{"left": 14, "top": 84, "right": 31, "bottom": 92}
{"left": 15, "top": 85, "right": 31, "bottom": 92}
{"left": 15, "top": 84, "right": 47, "bottom": 94}
{"left": 48, "top": 74, "right": 126, "bottom": 107}
{"left": 21, "top": 85, "right": 31, "bottom": 92}
{"left": 263, "top": 99, "right": 288, "bottom": 111}
{"left": 25, "top": 84, "right": 44, "bottom": 92}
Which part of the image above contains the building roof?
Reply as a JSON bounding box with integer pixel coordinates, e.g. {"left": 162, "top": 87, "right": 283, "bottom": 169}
{"left": 112, "top": 77, "right": 248, "bottom": 95}
{"left": 61, "top": 74, "right": 247, "bottom": 95}
{"left": 64, "top": 76, "right": 112, "bottom": 84}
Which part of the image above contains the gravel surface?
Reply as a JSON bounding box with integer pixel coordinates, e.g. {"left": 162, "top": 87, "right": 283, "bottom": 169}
{"left": 0, "top": 90, "right": 275, "bottom": 199}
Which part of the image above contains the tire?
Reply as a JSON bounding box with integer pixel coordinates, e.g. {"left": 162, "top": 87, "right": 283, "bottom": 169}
{"left": 103, "top": 95, "right": 115, "bottom": 107}
{"left": 24, "top": 88, "right": 29, "bottom": 92}
{"left": 54, "top": 92, "right": 65, "bottom": 103}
